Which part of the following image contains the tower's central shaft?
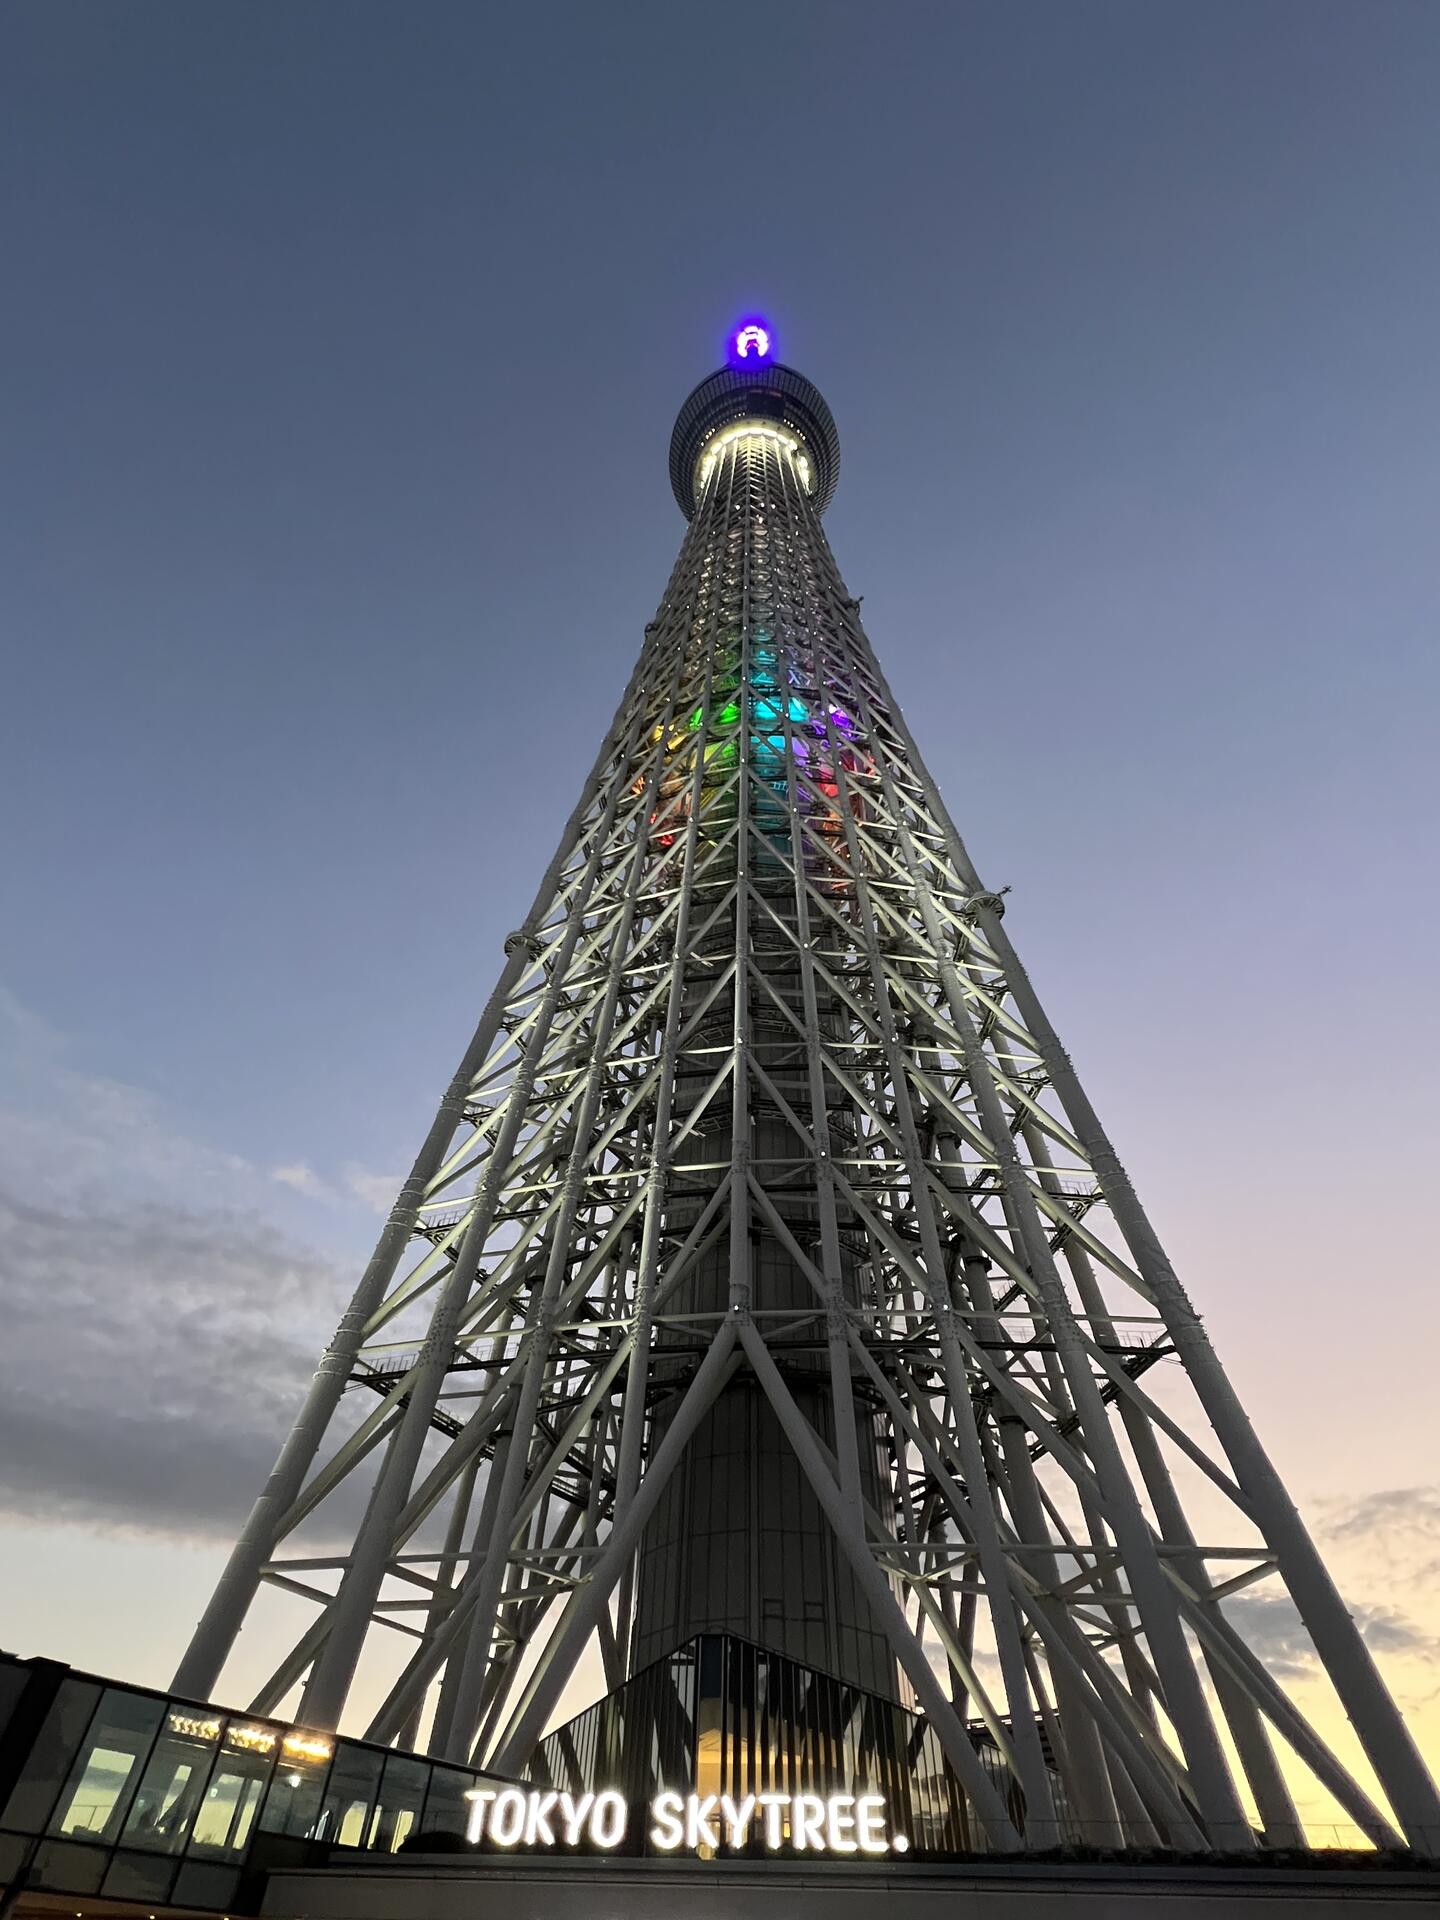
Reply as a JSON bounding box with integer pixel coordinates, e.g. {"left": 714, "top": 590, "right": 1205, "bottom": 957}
{"left": 629, "top": 399, "right": 894, "bottom": 1690}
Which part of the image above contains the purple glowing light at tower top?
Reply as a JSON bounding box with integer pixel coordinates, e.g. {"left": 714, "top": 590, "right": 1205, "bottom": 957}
{"left": 731, "top": 320, "right": 771, "bottom": 363}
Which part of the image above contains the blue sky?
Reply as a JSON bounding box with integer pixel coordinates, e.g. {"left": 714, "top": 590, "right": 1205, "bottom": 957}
{"left": 2, "top": 0, "right": 1439, "bottom": 1782}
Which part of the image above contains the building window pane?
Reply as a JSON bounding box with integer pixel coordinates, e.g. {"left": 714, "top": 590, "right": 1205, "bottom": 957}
{"left": 316, "top": 1743, "right": 382, "bottom": 1848}
{"left": 418, "top": 1767, "right": 472, "bottom": 1842}
{"left": 102, "top": 1849, "right": 178, "bottom": 1902}
{"left": 26, "top": 1838, "right": 107, "bottom": 1893}
{"left": 368, "top": 1754, "right": 429, "bottom": 1853}
{"left": 0, "top": 1679, "right": 100, "bottom": 1835}
{"left": 256, "top": 1737, "right": 333, "bottom": 1839}
{"left": 0, "top": 1662, "right": 30, "bottom": 1743}
{"left": 119, "top": 1709, "right": 225, "bottom": 1853}
{"left": 187, "top": 1723, "right": 279, "bottom": 1859}
{"left": 47, "top": 1689, "right": 164, "bottom": 1844}
{"left": 173, "top": 1860, "right": 241, "bottom": 1909}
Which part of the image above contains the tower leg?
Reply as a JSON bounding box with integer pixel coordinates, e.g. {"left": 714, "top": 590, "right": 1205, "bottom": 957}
{"left": 169, "top": 732, "right": 634, "bottom": 1704}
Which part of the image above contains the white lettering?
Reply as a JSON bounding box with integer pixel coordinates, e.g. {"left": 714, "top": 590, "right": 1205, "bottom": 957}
{"left": 825, "top": 1794, "right": 858, "bottom": 1853}
{"left": 650, "top": 1791, "right": 685, "bottom": 1850}
{"left": 758, "top": 1791, "right": 789, "bottom": 1849}
{"left": 721, "top": 1793, "right": 756, "bottom": 1846}
{"left": 489, "top": 1788, "right": 528, "bottom": 1847}
{"left": 560, "top": 1792, "right": 594, "bottom": 1845}
{"left": 464, "top": 1789, "right": 496, "bottom": 1844}
{"left": 524, "top": 1791, "right": 559, "bottom": 1846}
{"left": 857, "top": 1794, "right": 888, "bottom": 1854}
{"left": 793, "top": 1793, "right": 826, "bottom": 1850}
{"left": 592, "top": 1789, "right": 627, "bottom": 1849}
{"left": 466, "top": 1786, "right": 891, "bottom": 1855}
{"left": 686, "top": 1793, "right": 720, "bottom": 1849}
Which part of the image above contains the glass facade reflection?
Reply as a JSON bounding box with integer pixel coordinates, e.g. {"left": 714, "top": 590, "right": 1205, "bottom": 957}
{"left": 0, "top": 1638, "right": 1060, "bottom": 1912}
{"left": 532, "top": 1633, "right": 1038, "bottom": 1856}
{"left": 0, "top": 1653, "right": 510, "bottom": 1913}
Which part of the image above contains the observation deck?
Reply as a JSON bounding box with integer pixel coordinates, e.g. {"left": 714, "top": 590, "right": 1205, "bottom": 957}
{"left": 669, "top": 361, "right": 840, "bottom": 519}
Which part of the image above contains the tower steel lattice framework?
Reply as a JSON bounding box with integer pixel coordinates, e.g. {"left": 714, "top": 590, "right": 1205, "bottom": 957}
{"left": 174, "top": 337, "right": 1440, "bottom": 1857}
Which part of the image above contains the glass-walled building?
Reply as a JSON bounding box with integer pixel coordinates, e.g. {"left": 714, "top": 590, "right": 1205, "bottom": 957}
{"left": 533, "top": 1633, "right": 1037, "bottom": 1855}
{"left": 0, "top": 1639, "right": 1059, "bottom": 1917}
{"left": 0, "top": 1653, "right": 510, "bottom": 1915}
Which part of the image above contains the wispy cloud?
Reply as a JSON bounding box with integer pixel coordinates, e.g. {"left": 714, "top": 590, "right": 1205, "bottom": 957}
{"left": 0, "top": 985, "right": 255, "bottom": 1207}
{"left": 0, "top": 1184, "right": 346, "bottom": 1538}
{"left": 271, "top": 1160, "right": 329, "bottom": 1199}
{"left": 268, "top": 1159, "right": 397, "bottom": 1214}
{"left": 0, "top": 987, "right": 368, "bottom": 1540}
{"left": 1356, "top": 1603, "right": 1440, "bottom": 1662}
{"left": 1217, "top": 1590, "right": 1319, "bottom": 1681}
{"left": 1222, "top": 1571, "right": 1440, "bottom": 1695}
{"left": 1322, "top": 1487, "right": 1440, "bottom": 1573}
{"left": 0, "top": 986, "right": 396, "bottom": 1224}
{"left": 341, "top": 1164, "right": 400, "bottom": 1216}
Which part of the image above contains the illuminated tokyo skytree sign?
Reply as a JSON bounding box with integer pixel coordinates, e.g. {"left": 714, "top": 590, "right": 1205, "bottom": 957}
{"left": 170, "top": 322, "right": 1440, "bottom": 1861}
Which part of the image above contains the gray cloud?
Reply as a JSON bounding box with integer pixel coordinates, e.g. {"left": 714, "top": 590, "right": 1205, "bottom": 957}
{"left": 1219, "top": 1590, "right": 1316, "bottom": 1681}
{"left": 268, "top": 1160, "right": 399, "bottom": 1216}
{"left": 0, "top": 1184, "right": 349, "bottom": 1539}
{"left": 1317, "top": 1486, "right": 1440, "bottom": 1647}
{"left": 1322, "top": 1487, "right": 1440, "bottom": 1556}
{"left": 1219, "top": 1586, "right": 1439, "bottom": 1683}
{"left": 0, "top": 988, "right": 407, "bottom": 1543}
{"left": 1354, "top": 1604, "right": 1440, "bottom": 1661}
{"left": 0, "top": 989, "right": 255, "bottom": 1208}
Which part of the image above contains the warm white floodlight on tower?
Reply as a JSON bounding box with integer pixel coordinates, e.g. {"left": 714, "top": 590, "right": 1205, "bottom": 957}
{"left": 173, "top": 320, "right": 1440, "bottom": 1857}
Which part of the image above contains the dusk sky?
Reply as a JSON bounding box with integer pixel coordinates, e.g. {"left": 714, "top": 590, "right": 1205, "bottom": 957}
{"left": 3, "top": 0, "right": 1440, "bottom": 1826}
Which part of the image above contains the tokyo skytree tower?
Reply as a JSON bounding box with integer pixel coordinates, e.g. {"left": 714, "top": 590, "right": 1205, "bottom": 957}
{"left": 173, "top": 321, "right": 1440, "bottom": 1856}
